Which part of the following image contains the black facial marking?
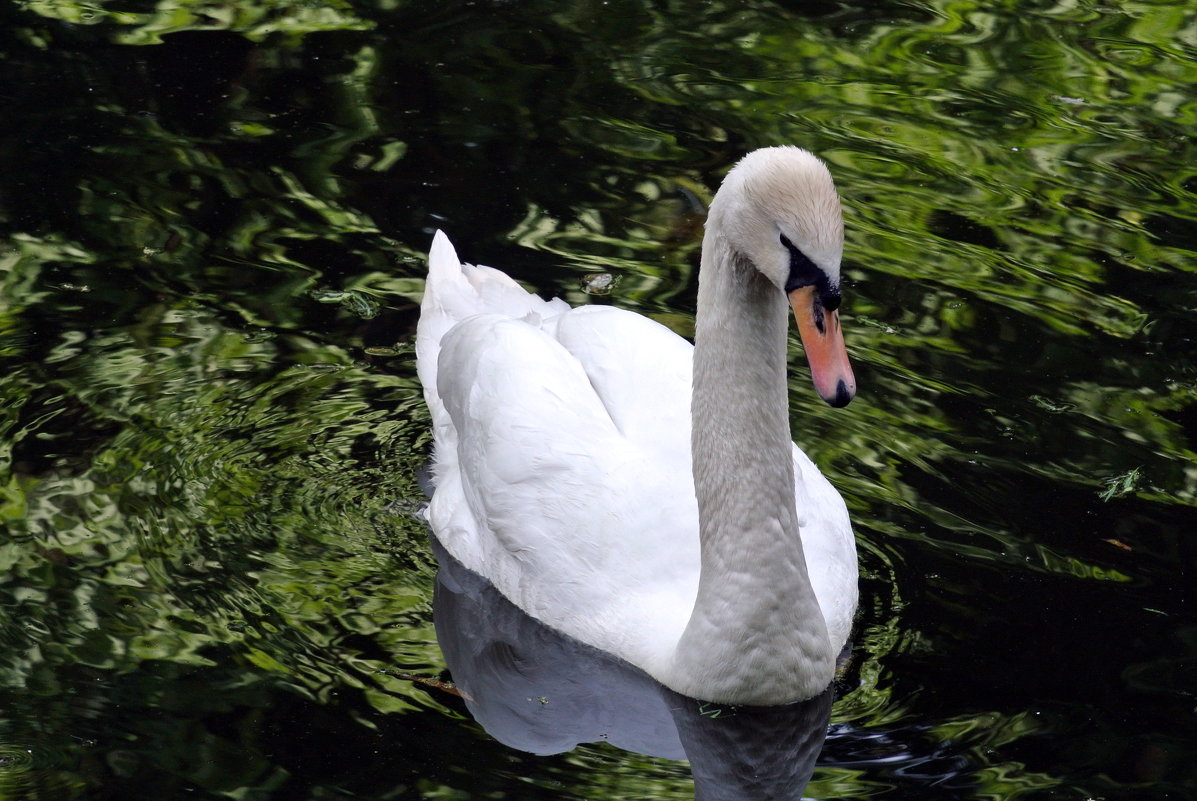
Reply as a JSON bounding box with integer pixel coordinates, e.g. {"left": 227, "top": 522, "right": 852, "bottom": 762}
{"left": 780, "top": 233, "right": 841, "bottom": 312}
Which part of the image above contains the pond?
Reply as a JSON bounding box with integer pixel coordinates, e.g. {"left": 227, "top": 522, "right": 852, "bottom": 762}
{"left": 1, "top": 1, "right": 1195, "bottom": 799}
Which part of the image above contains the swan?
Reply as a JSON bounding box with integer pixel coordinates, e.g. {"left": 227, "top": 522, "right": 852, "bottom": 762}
{"left": 416, "top": 146, "right": 858, "bottom": 706}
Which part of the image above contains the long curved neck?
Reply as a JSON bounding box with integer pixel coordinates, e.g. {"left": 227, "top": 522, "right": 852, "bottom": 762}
{"left": 667, "top": 234, "right": 833, "bottom": 705}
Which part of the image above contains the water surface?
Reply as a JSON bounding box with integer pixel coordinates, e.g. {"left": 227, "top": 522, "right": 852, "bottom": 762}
{"left": 1, "top": 1, "right": 1195, "bottom": 799}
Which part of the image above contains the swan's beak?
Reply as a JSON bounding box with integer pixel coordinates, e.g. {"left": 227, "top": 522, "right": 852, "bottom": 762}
{"left": 789, "top": 286, "right": 856, "bottom": 408}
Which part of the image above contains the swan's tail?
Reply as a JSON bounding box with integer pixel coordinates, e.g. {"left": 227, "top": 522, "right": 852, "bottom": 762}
{"left": 416, "top": 231, "right": 569, "bottom": 425}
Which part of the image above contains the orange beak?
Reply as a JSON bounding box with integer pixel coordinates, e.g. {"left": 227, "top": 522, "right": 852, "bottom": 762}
{"left": 789, "top": 286, "right": 856, "bottom": 407}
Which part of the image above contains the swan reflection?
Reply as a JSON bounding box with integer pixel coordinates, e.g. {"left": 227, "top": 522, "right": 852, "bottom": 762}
{"left": 433, "top": 537, "right": 833, "bottom": 800}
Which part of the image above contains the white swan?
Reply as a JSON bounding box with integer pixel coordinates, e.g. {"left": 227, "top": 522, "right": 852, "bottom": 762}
{"left": 416, "top": 147, "right": 858, "bottom": 706}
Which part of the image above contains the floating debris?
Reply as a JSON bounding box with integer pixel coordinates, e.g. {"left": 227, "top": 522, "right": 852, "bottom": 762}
{"left": 385, "top": 496, "right": 428, "bottom": 519}
{"left": 697, "top": 702, "right": 736, "bottom": 719}
{"left": 311, "top": 288, "right": 380, "bottom": 319}
{"left": 581, "top": 272, "right": 617, "bottom": 296}
{"left": 855, "top": 315, "right": 897, "bottom": 334}
{"left": 1030, "top": 394, "right": 1076, "bottom": 413}
{"left": 243, "top": 327, "right": 277, "bottom": 343}
{"left": 1099, "top": 466, "right": 1141, "bottom": 502}
{"left": 383, "top": 670, "right": 467, "bottom": 699}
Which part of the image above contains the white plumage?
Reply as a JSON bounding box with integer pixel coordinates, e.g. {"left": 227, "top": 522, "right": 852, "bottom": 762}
{"left": 417, "top": 147, "right": 858, "bottom": 705}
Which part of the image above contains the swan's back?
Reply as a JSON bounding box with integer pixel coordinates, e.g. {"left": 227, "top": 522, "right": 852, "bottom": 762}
{"left": 417, "top": 233, "right": 701, "bottom": 664}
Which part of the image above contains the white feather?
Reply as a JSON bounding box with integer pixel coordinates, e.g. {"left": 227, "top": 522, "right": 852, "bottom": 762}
{"left": 417, "top": 147, "right": 858, "bottom": 705}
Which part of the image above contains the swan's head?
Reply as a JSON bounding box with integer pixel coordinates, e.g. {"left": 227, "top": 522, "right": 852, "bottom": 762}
{"left": 709, "top": 146, "right": 856, "bottom": 407}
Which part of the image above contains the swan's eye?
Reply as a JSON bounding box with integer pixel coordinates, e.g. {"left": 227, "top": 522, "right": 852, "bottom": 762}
{"left": 779, "top": 232, "right": 825, "bottom": 295}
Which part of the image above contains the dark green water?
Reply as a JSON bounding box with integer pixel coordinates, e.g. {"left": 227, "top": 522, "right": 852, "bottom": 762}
{"left": 2, "top": 1, "right": 1195, "bottom": 799}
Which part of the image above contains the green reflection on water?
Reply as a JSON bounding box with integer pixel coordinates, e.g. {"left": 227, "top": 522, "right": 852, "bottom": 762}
{"left": 23, "top": 0, "right": 374, "bottom": 43}
{"left": 1, "top": 0, "right": 1195, "bottom": 798}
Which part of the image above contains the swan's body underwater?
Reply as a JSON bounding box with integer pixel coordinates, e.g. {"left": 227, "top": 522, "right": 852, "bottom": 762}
{"left": 416, "top": 147, "right": 858, "bottom": 706}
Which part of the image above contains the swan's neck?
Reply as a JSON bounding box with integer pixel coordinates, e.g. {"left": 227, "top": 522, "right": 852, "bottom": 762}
{"left": 667, "top": 235, "right": 834, "bottom": 705}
